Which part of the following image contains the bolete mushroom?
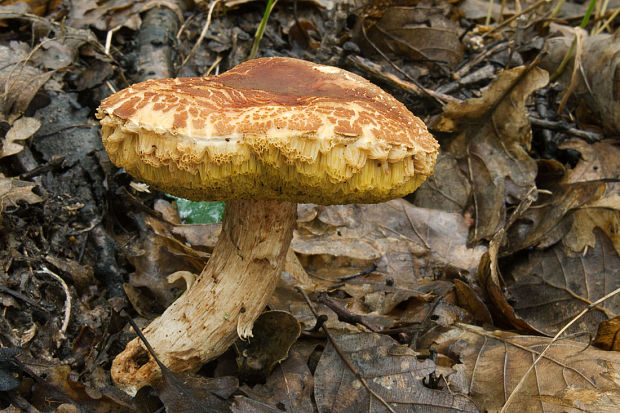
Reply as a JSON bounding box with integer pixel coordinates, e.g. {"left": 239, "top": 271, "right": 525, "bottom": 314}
{"left": 97, "top": 57, "right": 438, "bottom": 393}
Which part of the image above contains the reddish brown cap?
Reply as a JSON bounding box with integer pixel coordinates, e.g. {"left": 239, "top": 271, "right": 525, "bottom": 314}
{"left": 97, "top": 57, "right": 438, "bottom": 204}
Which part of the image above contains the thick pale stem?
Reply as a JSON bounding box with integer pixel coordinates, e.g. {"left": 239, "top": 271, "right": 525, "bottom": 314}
{"left": 111, "top": 199, "right": 296, "bottom": 393}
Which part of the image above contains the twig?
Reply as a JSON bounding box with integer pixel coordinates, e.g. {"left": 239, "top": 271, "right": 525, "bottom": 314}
{"left": 19, "top": 155, "right": 64, "bottom": 180}
{"left": 295, "top": 286, "right": 397, "bottom": 413}
{"left": 454, "top": 41, "right": 511, "bottom": 80}
{"left": 37, "top": 266, "right": 71, "bottom": 347}
{"left": 500, "top": 286, "right": 620, "bottom": 413}
{"left": 338, "top": 264, "right": 377, "bottom": 282}
{"left": 318, "top": 292, "right": 380, "bottom": 332}
{"left": 179, "top": 0, "right": 221, "bottom": 72}
{"left": 105, "top": 24, "right": 122, "bottom": 56}
{"left": 482, "top": 0, "right": 547, "bottom": 38}
{"left": 360, "top": 23, "right": 449, "bottom": 106}
{"left": 528, "top": 116, "right": 602, "bottom": 142}
{"left": 0, "top": 286, "right": 49, "bottom": 313}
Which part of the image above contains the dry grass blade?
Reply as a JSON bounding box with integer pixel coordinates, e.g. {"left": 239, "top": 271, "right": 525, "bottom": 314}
{"left": 557, "top": 27, "right": 585, "bottom": 114}
{"left": 179, "top": 0, "right": 221, "bottom": 72}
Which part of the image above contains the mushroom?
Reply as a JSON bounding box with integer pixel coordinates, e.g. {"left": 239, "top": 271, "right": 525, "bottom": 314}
{"left": 97, "top": 57, "right": 439, "bottom": 393}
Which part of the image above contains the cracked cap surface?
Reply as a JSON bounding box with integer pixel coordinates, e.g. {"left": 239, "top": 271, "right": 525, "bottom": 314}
{"left": 97, "top": 57, "right": 438, "bottom": 204}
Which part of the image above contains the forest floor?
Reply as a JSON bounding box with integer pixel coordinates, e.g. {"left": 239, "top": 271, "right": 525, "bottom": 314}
{"left": 0, "top": 0, "right": 619, "bottom": 412}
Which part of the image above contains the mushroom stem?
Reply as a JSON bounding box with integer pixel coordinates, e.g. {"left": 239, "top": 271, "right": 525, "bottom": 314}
{"left": 111, "top": 199, "right": 297, "bottom": 393}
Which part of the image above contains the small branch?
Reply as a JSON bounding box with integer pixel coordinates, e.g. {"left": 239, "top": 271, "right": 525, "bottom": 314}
{"left": 37, "top": 266, "right": 71, "bottom": 348}
{"left": 529, "top": 116, "right": 602, "bottom": 142}
{"left": 19, "top": 155, "right": 64, "bottom": 180}
{"left": 296, "top": 287, "right": 397, "bottom": 413}
{"left": 318, "top": 292, "right": 380, "bottom": 333}
{"left": 338, "top": 264, "right": 377, "bottom": 282}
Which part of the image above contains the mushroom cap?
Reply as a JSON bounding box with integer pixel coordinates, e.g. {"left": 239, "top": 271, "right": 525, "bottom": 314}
{"left": 97, "top": 57, "right": 438, "bottom": 204}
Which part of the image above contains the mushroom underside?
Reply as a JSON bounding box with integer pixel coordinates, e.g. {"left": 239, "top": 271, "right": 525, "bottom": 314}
{"left": 111, "top": 199, "right": 296, "bottom": 394}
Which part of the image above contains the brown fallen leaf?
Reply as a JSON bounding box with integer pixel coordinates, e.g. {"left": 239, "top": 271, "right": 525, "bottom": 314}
{"left": 409, "top": 152, "right": 471, "bottom": 214}
{"left": 560, "top": 139, "right": 620, "bottom": 183}
{"left": 235, "top": 310, "right": 301, "bottom": 383}
{"left": 22, "top": 362, "right": 134, "bottom": 412}
{"left": 125, "top": 213, "right": 207, "bottom": 314}
{"left": 433, "top": 66, "right": 549, "bottom": 243}
{"left": 235, "top": 344, "right": 315, "bottom": 412}
{"left": 432, "top": 323, "right": 620, "bottom": 413}
{"left": 557, "top": 139, "right": 620, "bottom": 255}
{"left": 504, "top": 180, "right": 606, "bottom": 254}
{"left": 363, "top": 1, "right": 464, "bottom": 68}
{"left": 503, "top": 138, "right": 620, "bottom": 256}
{"left": 454, "top": 279, "right": 493, "bottom": 326}
{"left": 0, "top": 42, "right": 53, "bottom": 122}
{"left": 503, "top": 229, "right": 619, "bottom": 338}
{"left": 593, "top": 316, "right": 620, "bottom": 351}
{"left": 314, "top": 332, "right": 479, "bottom": 412}
{"left": 294, "top": 200, "right": 486, "bottom": 284}
{"left": 1, "top": 117, "right": 41, "bottom": 158}
{"left": 541, "top": 27, "right": 620, "bottom": 134}
{"left": 0, "top": 175, "right": 43, "bottom": 213}
{"left": 0, "top": 0, "right": 62, "bottom": 16}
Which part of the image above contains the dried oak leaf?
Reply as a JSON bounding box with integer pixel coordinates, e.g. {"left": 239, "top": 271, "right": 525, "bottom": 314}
{"left": 314, "top": 333, "right": 479, "bottom": 412}
{"left": 503, "top": 229, "right": 619, "bottom": 338}
{"left": 504, "top": 139, "right": 620, "bottom": 256}
{"left": 1, "top": 116, "right": 41, "bottom": 158}
{"left": 0, "top": 175, "right": 43, "bottom": 212}
{"left": 482, "top": 221, "right": 619, "bottom": 338}
{"left": 0, "top": 42, "right": 53, "bottom": 122}
{"left": 235, "top": 310, "right": 301, "bottom": 383}
{"left": 234, "top": 345, "right": 315, "bottom": 412}
{"left": 542, "top": 27, "right": 620, "bottom": 134}
{"left": 365, "top": 0, "right": 464, "bottom": 68}
{"left": 433, "top": 66, "right": 549, "bottom": 243}
{"left": 432, "top": 323, "right": 620, "bottom": 413}
{"left": 558, "top": 139, "right": 620, "bottom": 255}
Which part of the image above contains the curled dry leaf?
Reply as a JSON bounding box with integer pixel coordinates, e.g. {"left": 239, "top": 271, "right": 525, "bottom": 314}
{"left": 125, "top": 213, "right": 207, "bottom": 314}
{"left": 0, "top": 42, "right": 53, "bottom": 122}
{"left": 409, "top": 152, "right": 471, "bottom": 214}
{"left": 503, "top": 229, "right": 619, "bottom": 338}
{"left": 560, "top": 139, "right": 620, "bottom": 183}
{"left": 314, "top": 333, "right": 478, "bottom": 412}
{"left": 364, "top": 0, "right": 464, "bottom": 68}
{"left": 505, "top": 181, "right": 606, "bottom": 254}
{"left": 593, "top": 316, "right": 620, "bottom": 351}
{"left": 433, "top": 66, "right": 549, "bottom": 243}
{"left": 542, "top": 28, "right": 620, "bottom": 134}
{"left": 235, "top": 344, "right": 315, "bottom": 412}
{"left": 432, "top": 323, "right": 620, "bottom": 413}
{"left": 235, "top": 310, "right": 301, "bottom": 383}
{"left": 1, "top": 116, "right": 41, "bottom": 158}
{"left": 504, "top": 139, "right": 620, "bottom": 256}
{"left": 293, "top": 199, "right": 486, "bottom": 284}
{"left": 0, "top": 175, "right": 43, "bottom": 212}
{"left": 557, "top": 139, "right": 620, "bottom": 255}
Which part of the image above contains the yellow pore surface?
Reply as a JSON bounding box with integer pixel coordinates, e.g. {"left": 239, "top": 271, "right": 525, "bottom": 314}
{"left": 100, "top": 115, "right": 436, "bottom": 204}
